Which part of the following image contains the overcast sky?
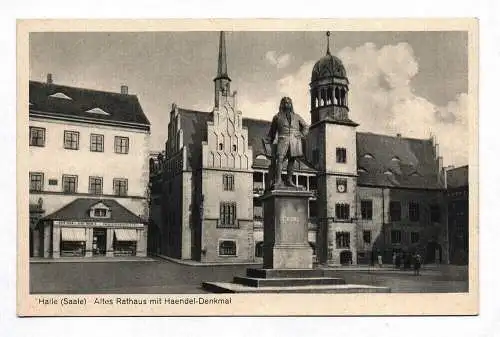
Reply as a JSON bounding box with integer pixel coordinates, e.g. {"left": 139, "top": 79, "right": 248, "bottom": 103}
{"left": 30, "top": 31, "right": 468, "bottom": 166}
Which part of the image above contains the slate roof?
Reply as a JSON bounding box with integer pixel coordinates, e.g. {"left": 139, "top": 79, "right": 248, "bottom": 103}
{"left": 42, "top": 198, "right": 144, "bottom": 223}
{"left": 174, "top": 107, "right": 442, "bottom": 189}
{"left": 356, "top": 132, "right": 443, "bottom": 189}
{"left": 29, "top": 81, "right": 150, "bottom": 130}
{"left": 446, "top": 165, "right": 468, "bottom": 188}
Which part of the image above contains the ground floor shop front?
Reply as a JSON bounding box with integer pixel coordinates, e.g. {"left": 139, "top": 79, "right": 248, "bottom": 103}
{"left": 33, "top": 221, "right": 147, "bottom": 259}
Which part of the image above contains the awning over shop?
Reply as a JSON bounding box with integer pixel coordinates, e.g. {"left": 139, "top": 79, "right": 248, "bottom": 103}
{"left": 114, "top": 229, "right": 137, "bottom": 241}
{"left": 61, "top": 228, "right": 86, "bottom": 242}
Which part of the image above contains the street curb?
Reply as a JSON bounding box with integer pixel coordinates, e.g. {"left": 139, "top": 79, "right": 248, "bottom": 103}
{"left": 155, "top": 254, "right": 261, "bottom": 267}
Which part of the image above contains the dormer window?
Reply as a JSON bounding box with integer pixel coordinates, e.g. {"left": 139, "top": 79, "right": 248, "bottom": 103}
{"left": 357, "top": 167, "right": 368, "bottom": 174}
{"left": 86, "top": 107, "right": 110, "bottom": 115}
{"left": 94, "top": 208, "right": 107, "bottom": 217}
{"left": 363, "top": 153, "right": 374, "bottom": 159}
{"left": 384, "top": 170, "right": 394, "bottom": 175}
{"left": 89, "top": 202, "right": 111, "bottom": 219}
{"left": 391, "top": 156, "right": 401, "bottom": 162}
{"left": 49, "top": 92, "right": 72, "bottom": 100}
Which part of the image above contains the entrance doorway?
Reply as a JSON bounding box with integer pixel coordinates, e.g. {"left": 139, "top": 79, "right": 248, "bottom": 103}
{"left": 93, "top": 228, "right": 107, "bottom": 256}
{"left": 425, "top": 241, "right": 442, "bottom": 263}
{"left": 340, "top": 250, "right": 353, "bottom": 265}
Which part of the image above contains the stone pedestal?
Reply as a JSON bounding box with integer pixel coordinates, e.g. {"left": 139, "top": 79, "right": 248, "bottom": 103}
{"left": 201, "top": 186, "right": 391, "bottom": 294}
{"left": 261, "top": 188, "right": 313, "bottom": 269}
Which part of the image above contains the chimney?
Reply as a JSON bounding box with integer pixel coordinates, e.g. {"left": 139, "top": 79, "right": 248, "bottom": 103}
{"left": 47, "top": 73, "right": 53, "bottom": 84}
{"left": 120, "top": 85, "right": 128, "bottom": 95}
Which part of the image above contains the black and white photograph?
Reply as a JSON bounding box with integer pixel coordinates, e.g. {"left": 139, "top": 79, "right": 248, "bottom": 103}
{"left": 18, "top": 19, "right": 478, "bottom": 316}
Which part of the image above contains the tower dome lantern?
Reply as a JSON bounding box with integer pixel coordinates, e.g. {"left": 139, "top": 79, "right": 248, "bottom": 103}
{"left": 309, "top": 31, "right": 355, "bottom": 126}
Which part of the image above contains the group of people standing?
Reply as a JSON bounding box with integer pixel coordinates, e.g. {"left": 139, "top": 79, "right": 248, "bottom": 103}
{"left": 393, "top": 251, "right": 423, "bottom": 275}
{"left": 371, "top": 251, "right": 423, "bottom": 275}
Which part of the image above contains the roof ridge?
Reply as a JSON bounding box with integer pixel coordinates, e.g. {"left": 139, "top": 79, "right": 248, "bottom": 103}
{"left": 357, "top": 131, "right": 433, "bottom": 143}
{"left": 29, "top": 80, "right": 138, "bottom": 98}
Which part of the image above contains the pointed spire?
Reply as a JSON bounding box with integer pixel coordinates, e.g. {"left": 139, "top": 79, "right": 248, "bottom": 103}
{"left": 216, "top": 31, "right": 229, "bottom": 79}
{"left": 326, "top": 31, "right": 331, "bottom": 55}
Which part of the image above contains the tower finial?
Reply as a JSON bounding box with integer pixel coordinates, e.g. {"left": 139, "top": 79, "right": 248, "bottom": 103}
{"left": 326, "top": 31, "right": 331, "bottom": 55}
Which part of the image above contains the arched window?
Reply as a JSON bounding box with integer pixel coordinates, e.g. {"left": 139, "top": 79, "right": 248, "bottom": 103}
{"left": 340, "top": 88, "right": 346, "bottom": 106}
{"left": 255, "top": 241, "right": 264, "bottom": 258}
{"left": 232, "top": 144, "right": 237, "bottom": 152}
{"left": 219, "top": 143, "right": 223, "bottom": 151}
{"left": 327, "top": 87, "right": 333, "bottom": 105}
{"left": 335, "top": 87, "right": 340, "bottom": 105}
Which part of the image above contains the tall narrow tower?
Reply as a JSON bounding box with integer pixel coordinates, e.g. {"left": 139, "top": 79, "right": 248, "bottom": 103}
{"left": 214, "top": 31, "right": 232, "bottom": 109}
{"left": 307, "top": 31, "right": 359, "bottom": 266}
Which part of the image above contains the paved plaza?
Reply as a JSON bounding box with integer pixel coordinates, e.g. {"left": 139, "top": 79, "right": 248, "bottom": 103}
{"left": 30, "top": 258, "right": 468, "bottom": 294}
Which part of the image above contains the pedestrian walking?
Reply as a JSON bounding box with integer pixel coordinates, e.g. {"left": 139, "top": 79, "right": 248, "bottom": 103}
{"left": 413, "top": 253, "right": 422, "bottom": 276}
{"left": 377, "top": 254, "right": 383, "bottom": 268}
{"left": 392, "top": 253, "right": 396, "bottom": 269}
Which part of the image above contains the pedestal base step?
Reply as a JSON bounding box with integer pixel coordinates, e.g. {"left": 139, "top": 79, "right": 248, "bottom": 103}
{"left": 201, "top": 282, "right": 391, "bottom": 294}
{"left": 233, "top": 276, "right": 345, "bottom": 287}
{"left": 246, "top": 268, "right": 340, "bottom": 279}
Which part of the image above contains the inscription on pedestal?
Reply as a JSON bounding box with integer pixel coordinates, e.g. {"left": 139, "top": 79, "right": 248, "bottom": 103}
{"left": 262, "top": 189, "right": 314, "bottom": 269}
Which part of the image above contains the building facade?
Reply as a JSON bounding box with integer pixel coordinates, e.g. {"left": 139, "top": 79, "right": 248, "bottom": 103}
{"left": 149, "top": 32, "right": 449, "bottom": 265}
{"left": 446, "top": 165, "right": 469, "bottom": 265}
{"left": 29, "top": 77, "right": 151, "bottom": 259}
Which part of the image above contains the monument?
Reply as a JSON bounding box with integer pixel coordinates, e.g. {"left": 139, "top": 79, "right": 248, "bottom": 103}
{"left": 202, "top": 97, "right": 390, "bottom": 293}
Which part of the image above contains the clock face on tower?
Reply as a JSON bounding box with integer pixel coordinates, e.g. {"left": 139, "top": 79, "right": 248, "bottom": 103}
{"left": 336, "top": 179, "right": 347, "bottom": 193}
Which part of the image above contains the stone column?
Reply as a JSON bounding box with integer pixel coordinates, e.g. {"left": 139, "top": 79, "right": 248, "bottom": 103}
{"left": 85, "top": 227, "right": 93, "bottom": 257}
{"left": 136, "top": 228, "right": 147, "bottom": 257}
{"left": 52, "top": 226, "right": 61, "bottom": 258}
{"left": 106, "top": 228, "right": 114, "bottom": 257}
{"left": 261, "top": 188, "right": 314, "bottom": 269}
{"left": 32, "top": 228, "right": 40, "bottom": 258}
{"left": 43, "top": 224, "right": 51, "bottom": 258}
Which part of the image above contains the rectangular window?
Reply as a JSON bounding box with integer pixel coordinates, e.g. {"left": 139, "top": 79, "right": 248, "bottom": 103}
{"left": 62, "top": 175, "right": 78, "bottom": 193}
{"left": 336, "top": 232, "right": 350, "bottom": 249}
{"left": 336, "top": 147, "right": 347, "bottom": 163}
{"left": 223, "top": 174, "right": 235, "bottom": 191}
{"left": 113, "top": 178, "right": 128, "bottom": 196}
{"left": 430, "top": 204, "right": 441, "bottom": 222}
{"left": 29, "top": 127, "right": 45, "bottom": 147}
{"left": 335, "top": 203, "right": 350, "bottom": 220}
{"left": 219, "top": 202, "right": 237, "bottom": 228}
{"left": 219, "top": 240, "right": 237, "bottom": 256}
{"left": 409, "top": 202, "right": 420, "bottom": 221}
{"left": 309, "top": 200, "right": 318, "bottom": 218}
{"left": 391, "top": 230, "right": 402, "bottom": 244}
{"left": 363, "top": 230, "right": 371, "bottom": 244}
{"left": 389, "top": 201, "right": 401, "bottom": 221}
{"left": 309, "top": 176, "right": 318, "bottom": 191}
{"left": 114, "top": 136, "right": 129, "bottom": 154}
{"left": 29, "top": 172, "right": 44, "bottom": 192}
{"left": 89, "top": 176, "right": 103, "bottom": 195}
{"left": 361, "top": 199, "right": 373, "bottom": 220}
{"left": 90, "top": 134, "right": 104, "bottom": 152}
{"left": 64, "top": 131, "right": 79, "bottom": 150}
{"left": 94, "top": 208, "right": 107, "bottom": 217}
{"left": 411, "top": 231, "right": 420, "bottom": 244}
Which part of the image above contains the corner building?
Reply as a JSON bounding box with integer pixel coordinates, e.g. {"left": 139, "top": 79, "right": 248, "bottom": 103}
{"left": 150, "top": 32, "right": 449, "bottom": 265}
{"left": 29, "top": 78, "right": 151, "bottom": 259}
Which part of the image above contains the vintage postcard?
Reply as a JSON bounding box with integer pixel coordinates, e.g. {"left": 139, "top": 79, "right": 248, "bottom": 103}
{"left": 17, "top": 18, "right": 478, "bottom": 316}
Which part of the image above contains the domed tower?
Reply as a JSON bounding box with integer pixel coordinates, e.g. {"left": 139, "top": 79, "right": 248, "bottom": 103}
{"left": 307, "top": 32, "right": 359, "bottom": 266}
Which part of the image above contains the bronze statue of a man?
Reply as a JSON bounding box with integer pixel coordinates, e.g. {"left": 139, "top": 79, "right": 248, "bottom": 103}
{"left": 263, "top": 96, "right": 308, "bottom": 188}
